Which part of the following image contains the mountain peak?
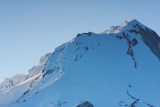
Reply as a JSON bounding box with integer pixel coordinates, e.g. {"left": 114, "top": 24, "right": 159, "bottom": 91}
{"left": 102, "top": 19, "right": 160, "bottom": 60}
{"left": 103, "top": 19, "right": 144, "bottom": 34}
{"left": 1, "top": 19, "right": 160, "bottom": 107}
{"left": 129, "top": 19, "right": 140, "bottom": 24}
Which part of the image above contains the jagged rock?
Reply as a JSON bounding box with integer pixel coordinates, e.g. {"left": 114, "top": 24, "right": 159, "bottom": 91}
{"left": 136, "top": 24, "right": 160, "bottom": 59}
{"left": 77, "top": 101, "right": 93, "bottom": 107}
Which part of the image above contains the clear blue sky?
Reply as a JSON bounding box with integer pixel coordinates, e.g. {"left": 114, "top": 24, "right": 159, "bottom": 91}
{"left": 0, "top": 0, "right": 160, "bottom": 82}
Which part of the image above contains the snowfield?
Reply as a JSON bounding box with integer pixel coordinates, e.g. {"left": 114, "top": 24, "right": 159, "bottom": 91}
{"left": 0, "top": 19, "right": 160, "bottom": 107}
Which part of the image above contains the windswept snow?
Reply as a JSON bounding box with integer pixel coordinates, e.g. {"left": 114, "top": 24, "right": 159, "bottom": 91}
{"left": 0, "top": 72, "right": 42, "bottom": 106}
{"left": 16, "top": 73, "right": 42, "bottom": 87}
{"left": 103, "top": 19, "right": 149, "bottom": 34}
{"left": 0, "top": 74, "right": 27, "bottom": 92}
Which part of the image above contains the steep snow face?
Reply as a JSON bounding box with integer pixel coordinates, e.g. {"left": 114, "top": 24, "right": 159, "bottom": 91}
{"left": 103, "top": 19, "right": 160, "bottom": 59}
{"left": 1, "top": 19, "right": 160, "bottom": 107}
{"left": 0, "top": 53, "right": 51, "bottom": 94}
{"left": 0, "top": 53, "right": 51, "bottom": 106}
{"left": 0, "top": 73, "right": 43, "bottom": 106}
{"left": 27, "top": 53, "right": 51, "bottom": 79}
{"left": 103, "top": 19, "right": 146, "bottom": 34}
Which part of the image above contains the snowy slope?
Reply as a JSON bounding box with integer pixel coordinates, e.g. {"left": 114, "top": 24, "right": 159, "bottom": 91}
{"left": 0, "top": 74, "right": 27, "bottom": 92}
{"left": 1, "top": 19, "right": 160, "bottom": 107}
{"left": 0, "top": 53, "right": 51, "bottom": 93}
{"left": 0, "top": 53, "right": 50, "bottom": 106}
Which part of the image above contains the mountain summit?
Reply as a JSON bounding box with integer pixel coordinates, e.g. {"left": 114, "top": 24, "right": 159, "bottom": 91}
{"left": 103, "top": 19, "right": 160, "bottom": 59}
{"left": 0, "top": 19, "right": 160, "bottom": 107}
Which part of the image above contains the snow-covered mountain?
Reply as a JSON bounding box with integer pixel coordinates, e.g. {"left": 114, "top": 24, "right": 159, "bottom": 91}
{"left": 0, "top": 19, "right": 160, "bottom": 107}
{"left": 0, "top": 53, "right": 50, "bottom": 105}
{"left": 0, "top": 53, "right": 50, "bottom": 93}
{"left": 0, "top": 74, "right": 27, "bottom": 92}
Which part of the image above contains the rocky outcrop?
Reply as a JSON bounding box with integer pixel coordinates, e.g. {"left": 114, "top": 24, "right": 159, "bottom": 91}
{"left": 77, "top": 101, "right": 94, "bottom": 107}
{"left": 135, "top": 24, "right": 160, "bottom": 60}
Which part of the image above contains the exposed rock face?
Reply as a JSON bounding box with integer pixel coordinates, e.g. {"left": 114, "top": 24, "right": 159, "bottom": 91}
{"left": 77, "top": 101, "right": 94, "bottom": 107}
{"left": 135, "top": 24, "right": 160, "bottom": 60}
{"left": 104, "top": 19, "right": 160, "bottom": 60}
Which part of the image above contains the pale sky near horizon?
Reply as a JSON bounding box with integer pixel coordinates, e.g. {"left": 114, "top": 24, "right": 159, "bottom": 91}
{"left": 0, "top": 0, "right": 160, "bottom": 82}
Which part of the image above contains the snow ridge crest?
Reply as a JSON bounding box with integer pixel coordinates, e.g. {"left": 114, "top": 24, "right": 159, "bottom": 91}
{"left": 103, "top": 19, "right": 144, "bottom": 34}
